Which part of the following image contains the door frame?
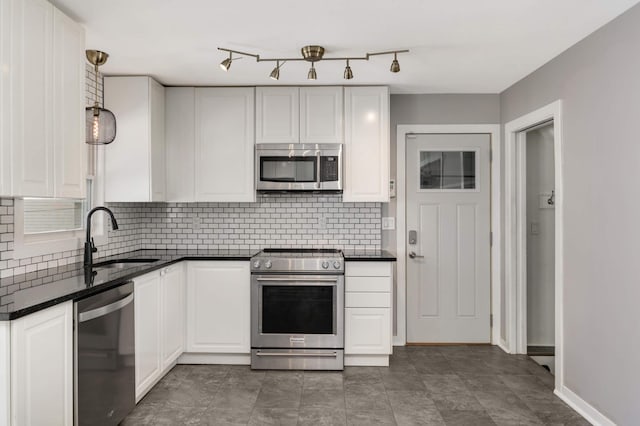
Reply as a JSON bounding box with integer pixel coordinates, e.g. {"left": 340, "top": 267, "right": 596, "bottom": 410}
{"left": 395, "top": 124, "right": 501, "bottom": 346}
{"left": 504, "top": 100, "right": 563, "bottom": 392}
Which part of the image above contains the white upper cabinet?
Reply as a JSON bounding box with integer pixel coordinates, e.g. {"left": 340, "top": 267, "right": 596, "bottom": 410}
{"left": 256, "top": 87, "right": 299, "bottom": 144}
{"left": 343, "top": 86, "right": 390, "bottom": 202}
{"left": 0, "top": 0, "right": 85, "bottom": 198}
{"left": 195, "top": 87, "right": 255, "bottom": 202}
{"left": 52, "top": 8, "right": 85, "bottom": 199}
{"left": 300, "top": 87, "right": 343, "bottom": 144}
{"left": 165, "top": 87, "right": 255, "bottom": 202}
{"left": 256, "top": 86, "right": 344, "bottom": 145}
{"left": 165, "top": 87, "right": 195, "bottom": 202}
{"left": 104, "top": 76, "right": 166, "bottom": 202}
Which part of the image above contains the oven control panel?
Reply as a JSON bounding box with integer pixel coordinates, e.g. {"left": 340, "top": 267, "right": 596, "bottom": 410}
{"left": 250, "top": 253, "right": 344, "bottom": 274}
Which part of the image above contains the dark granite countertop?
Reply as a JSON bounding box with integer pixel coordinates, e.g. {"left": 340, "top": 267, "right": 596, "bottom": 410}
{"left": 0, "top": 249, "right": 257, "bottom": 321}
{"left": 0, "top": 248, "right": 396, "bottom": 320}
{"left": 343, "top": 249, "right": 397, "bottom": 261}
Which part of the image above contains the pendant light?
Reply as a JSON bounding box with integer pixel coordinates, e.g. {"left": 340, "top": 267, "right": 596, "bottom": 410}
{"left": 343, "top": 59, "right": 353, "bottom": 80}
{"left": 307, "top": 62, "right": 317, "bottom": 80}
{"left": 85, "top": 50, "right": 116, "bottom": 145}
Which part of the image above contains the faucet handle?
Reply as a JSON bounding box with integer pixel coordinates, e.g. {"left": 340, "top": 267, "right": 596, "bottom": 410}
{"left": 90, "top": 237, "right": 97, "bottom": 253}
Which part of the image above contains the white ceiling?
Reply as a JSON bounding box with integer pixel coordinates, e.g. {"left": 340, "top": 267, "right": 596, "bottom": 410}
{"left": 52, "top": 0, "right": 640, "bottom": 93}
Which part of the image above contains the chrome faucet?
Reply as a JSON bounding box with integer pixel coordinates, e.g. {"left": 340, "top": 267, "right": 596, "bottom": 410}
{"left": 84, "top": 207, "right": 119, "bottom": 283}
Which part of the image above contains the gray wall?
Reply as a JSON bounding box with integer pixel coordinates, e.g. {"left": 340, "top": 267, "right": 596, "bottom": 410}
{"left": 525, "top": 125, "right": 555, "bottom": 347}
{"left": 384, "top": 94, "right": 501, "bottom": 251}
{"left": 500, "top": 4, "right": 640, "bottom": 423}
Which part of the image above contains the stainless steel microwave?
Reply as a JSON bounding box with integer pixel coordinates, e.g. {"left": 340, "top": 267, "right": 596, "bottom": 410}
{"left": 255, "top": 144, "right": 342, "bottom": 191}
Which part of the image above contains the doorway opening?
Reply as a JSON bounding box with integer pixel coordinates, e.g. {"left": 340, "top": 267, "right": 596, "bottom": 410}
{"left": 522, "top": 121, "right": 556, "bottom": 374}
{"left": 504, "top": 100, "right": 564, "bottom": 391}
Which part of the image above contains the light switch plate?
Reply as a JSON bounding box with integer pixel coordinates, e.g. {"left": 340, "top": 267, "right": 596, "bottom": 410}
{"left": 389, "top": 179, "right": 396, "bottom": 198}
{"left": 382, "top": 217, "right": 395, "bottom": 230}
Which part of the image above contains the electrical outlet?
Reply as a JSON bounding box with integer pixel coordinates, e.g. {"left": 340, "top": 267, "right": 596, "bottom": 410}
{"left": 382, "top": 217, "right": 395, "bottom": 230}
{"left": 389, "top": 179, "right": 396, "bottom": 198}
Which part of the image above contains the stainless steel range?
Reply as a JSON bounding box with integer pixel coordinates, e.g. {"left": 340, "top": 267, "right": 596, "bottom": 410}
{"left": 250, "top": 248, "right": 344, "bottom": 370}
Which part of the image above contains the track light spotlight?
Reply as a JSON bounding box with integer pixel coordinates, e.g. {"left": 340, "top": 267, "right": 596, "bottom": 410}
{"left": 270, "top": 60, "right": 281, "bottom": 80}
{"left": 344, "top": 60, "right": 353, "bottom": 80}
{"left": 307, "top": 63, "right": 317, "bottom": 80}
{"left": 390, "top": 53, "right": 400, "bottom": 73}
{"left": 220, "top": 52, "right": 233, "bottom": 71}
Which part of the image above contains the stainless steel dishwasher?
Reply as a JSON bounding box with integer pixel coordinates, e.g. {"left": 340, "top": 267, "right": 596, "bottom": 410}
{"left": 74, "top": 281, "right": 135, "bottom": 426}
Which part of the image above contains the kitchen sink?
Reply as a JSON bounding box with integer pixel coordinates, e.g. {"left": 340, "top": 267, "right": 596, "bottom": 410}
{"left": 93, "top": 258, "right": 160, "bottom": 269}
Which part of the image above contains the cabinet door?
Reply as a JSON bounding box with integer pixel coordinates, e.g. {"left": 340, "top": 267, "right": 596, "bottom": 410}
{"left": 300, "top": 87, "right": 343, "bottom": 144}
{"left": 345, "top": 307, "right": 391, "bottom": 355}
{"left": 11, "top": 0, "right": 53, "bottom": 197}
{"left": 150, "top": 78, "right": 166, "bottom": 201}
{"left": 165, "top": 87, "right": 195, "bottom": 201}
{"left": 195, "top": 88, "right": 255, "bottom": 202}
{"left": 134, "top": 272, "right": 162, "bottom": 401}
{"left": 343, "top": 87, "right": 390, "bottom": 202}
{"left": 11, "top": 301, "right": 73, "bottom": 426}
{"left": 161, "top": 264, "right": 185, "bottom": 370}
{"left": 104, "top": 76, "right": 153, "bottom": 202}
{"left": 52, "top": 8, "right": 85, "bottom": 199}
{"left": 186, "top": 261, "right": 250, "bottom": 353}
{"left": 256, "top": 87, "right": 299, "bottom": 144}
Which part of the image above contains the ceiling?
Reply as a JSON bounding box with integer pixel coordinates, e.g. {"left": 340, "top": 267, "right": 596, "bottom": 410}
{"left": 52, "top": 0, "right": 640, "bottom": 94}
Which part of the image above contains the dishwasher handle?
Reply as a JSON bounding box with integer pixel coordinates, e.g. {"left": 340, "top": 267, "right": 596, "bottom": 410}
{"left": 78, "top": 292, "right": 134, "bottom": 323}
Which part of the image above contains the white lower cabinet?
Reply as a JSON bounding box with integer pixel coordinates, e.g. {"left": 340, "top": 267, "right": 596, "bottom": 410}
{"left": 161, "top": 264, "right": 185, "bottom": 370}
{"left": 134, "top": 264, "right": 185, "bottom": 402}
{"left": 10, "top": 301, "right": 73, "bottom": 426}
{"left": 134, "top": 271, "right": 162, "bottom": 401}
{"left": 186, "top": 261, "right": 250, "bottom": 354}
{"left": 344, "top": 262, "right": 393, "bottom": 366}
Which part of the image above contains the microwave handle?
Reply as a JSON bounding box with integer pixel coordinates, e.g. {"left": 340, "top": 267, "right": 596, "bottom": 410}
{"left": 316, "top": 152, "right": 321, "bottom": 189}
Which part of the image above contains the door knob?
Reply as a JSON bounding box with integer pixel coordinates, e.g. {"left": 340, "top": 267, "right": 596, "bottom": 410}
{"left": 409, "top": 251, "right": 424, "bottom": 259}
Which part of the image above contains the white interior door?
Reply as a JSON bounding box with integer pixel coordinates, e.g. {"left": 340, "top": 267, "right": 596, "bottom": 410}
{"left": 406, "top": 134, "right": 491, "bottom": 343}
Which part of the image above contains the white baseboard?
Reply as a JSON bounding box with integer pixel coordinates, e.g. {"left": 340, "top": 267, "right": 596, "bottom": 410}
{"left": 178, "top": 353, "right": 251, "bottom": 365}
{"left": 497, "top": 339, "right": 511, "bottom": 354}
{"left": 345, "top": 355, "right": 389, "bottom": 366}
{"left": 554, "top": 386, "right": 615, "bottom": 426}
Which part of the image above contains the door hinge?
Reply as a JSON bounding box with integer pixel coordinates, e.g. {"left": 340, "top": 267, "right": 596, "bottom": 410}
{"left": 490, "top": 314, "right": 493, "bottom": 327}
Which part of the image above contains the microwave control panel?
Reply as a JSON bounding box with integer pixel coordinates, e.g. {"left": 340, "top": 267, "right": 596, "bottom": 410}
{"left": 320, "top": 156, "right": 339, "bottom": 182}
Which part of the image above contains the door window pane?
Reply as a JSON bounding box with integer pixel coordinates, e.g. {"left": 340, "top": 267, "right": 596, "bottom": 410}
{"left": 420, "top": 151, "right": 476, "bottom": 190}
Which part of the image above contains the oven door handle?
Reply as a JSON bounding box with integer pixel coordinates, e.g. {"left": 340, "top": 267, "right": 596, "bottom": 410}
{"left": 256, "top": 277, "right": 339, "bottom": 283}
{"left": 255, "top": 351, "right": 338, "bottom": 358}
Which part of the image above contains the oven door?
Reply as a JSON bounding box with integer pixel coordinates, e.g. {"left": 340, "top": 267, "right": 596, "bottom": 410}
{"left": 251, "top": 274, "right": 344, "bottom": 349}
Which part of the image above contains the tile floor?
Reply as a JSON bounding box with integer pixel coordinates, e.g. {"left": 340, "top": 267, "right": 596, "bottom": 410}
{"left": 122, "top": 345, "right": 589, "bottom": 425}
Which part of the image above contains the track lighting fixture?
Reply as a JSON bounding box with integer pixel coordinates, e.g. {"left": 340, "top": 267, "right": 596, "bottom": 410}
{"left": 269, "top": 60, "right": 281, "bottom": 80}
{"left": 307, "top": 63, "right": 317, "bottom": 80}
{"left": 217, "top": 45, "right": 408, "bottom": 80}
{"left": 390, "top": 52, "right": 400, "bottom": 73}
{"left": 219, "top": 52, "right": 233, "bottom": 71}
{"left": 344, "top": 59, "right": 353, "bottom": 80}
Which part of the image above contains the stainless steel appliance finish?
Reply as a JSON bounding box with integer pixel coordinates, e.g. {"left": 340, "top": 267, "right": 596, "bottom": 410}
{"left": 250, "top": 249, "right": 345, "bottom": 370}
{"left": 75, "top": 282, "right": 135, "bottom": 426}
{"left": 255, "top": 143, "right": 342, "bottom": 191}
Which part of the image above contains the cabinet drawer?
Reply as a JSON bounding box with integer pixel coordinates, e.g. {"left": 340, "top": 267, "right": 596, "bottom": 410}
{"left": 346, "top": 276, "right": 391, "bottom": 293}
{"left": 345, "top": 292, "right": 391, "bottom": 308}
{"left": 346, "top": 262, "right": 392, "bottom": 277}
